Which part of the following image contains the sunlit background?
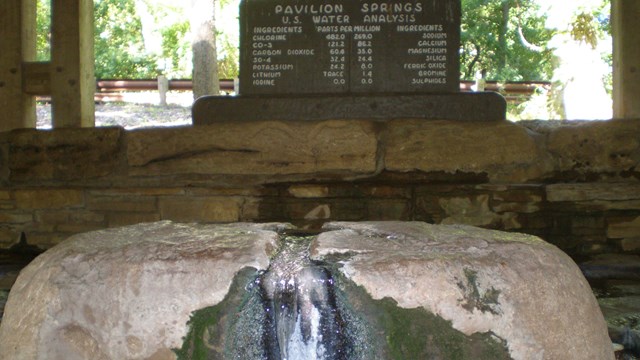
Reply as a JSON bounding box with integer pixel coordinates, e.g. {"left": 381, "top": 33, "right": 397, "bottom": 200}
{"left": 34, "top": 0, "right": 615, "bottom": 123}
{"left": 536, "top": 0, "right": 612, "bottom": 120}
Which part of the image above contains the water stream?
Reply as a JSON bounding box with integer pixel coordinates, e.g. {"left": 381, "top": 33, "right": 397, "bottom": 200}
{"left": 258, "top": 234, "right": 351, "bottom": 360}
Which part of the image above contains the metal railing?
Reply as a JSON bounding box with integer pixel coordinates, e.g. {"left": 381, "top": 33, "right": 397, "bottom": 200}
{"left": 39, "top": 78, "right": 551, "bottom": 104}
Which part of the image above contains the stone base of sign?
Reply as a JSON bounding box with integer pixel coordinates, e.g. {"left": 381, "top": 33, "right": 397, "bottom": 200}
{"left": 192, "top": 92, "right": 506, "bottom": 123}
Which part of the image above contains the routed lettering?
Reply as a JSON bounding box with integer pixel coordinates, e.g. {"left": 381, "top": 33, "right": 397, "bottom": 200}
{"left": 239, "top": 0, "right": 461, "bottom": 94}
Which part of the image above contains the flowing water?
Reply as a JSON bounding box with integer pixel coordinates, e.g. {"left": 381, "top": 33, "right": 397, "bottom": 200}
{"left": 258, "top": 234, "right": 351, "bottom": 360}
{"left": 173, "top": 232, "right": 376, "bottom": 359}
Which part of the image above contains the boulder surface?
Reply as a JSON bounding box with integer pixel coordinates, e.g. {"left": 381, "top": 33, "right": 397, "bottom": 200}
{"left": 0, "top": 221, "right": 282, "bottom": 360}
{"left": 0, "top": 221, "right": 614, "bottom": 360}
{"left": 315, "top": 222, "right": 614, "bottom": 360}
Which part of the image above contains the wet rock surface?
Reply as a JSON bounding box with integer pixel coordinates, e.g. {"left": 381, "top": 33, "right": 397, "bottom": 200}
{"left": 583, "top": 254, "right": 640, "bottom": 358}
{"left": 0, "top": 252, "right": 36, "bottom": 321}
{"left": 580, "top": 254, "right": 640, "bottom": 281}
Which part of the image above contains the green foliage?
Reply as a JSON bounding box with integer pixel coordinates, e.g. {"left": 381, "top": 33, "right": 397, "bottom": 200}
{"left": 94, "top": 0, "right": 158, "bottom": 79}
{"left": 37, "top": 0, "right": 163, "bottom": 78}
{"left": 461, "top": 0, "right": 556, "bottom": 81}
{"left": 217, "top": 35, "right": 240, "bottom": 79}
{"left": 36, "top": 0, "right": 51, "bottom": 61}
{"left": 160, "top": 21, "right": 191, "bottom": 77}
{"left": 569, "top": 2, "right": 610, "bottom": 55}
{"left": 594, "top": 0, "right": 612, "bottom": 36}
{"left": 571, "top": 13, "right": 600, "bottom": 49}
{"left": 35, "top": 0, "right": 606, "bottom": 85}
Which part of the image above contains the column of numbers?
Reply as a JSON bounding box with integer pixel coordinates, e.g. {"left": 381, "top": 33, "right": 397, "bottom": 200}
{"left": 326, "top": 33, "right": 347, "bottom": 86}
{"left": 355, "top": 33, "right": 374, "bottom": 85}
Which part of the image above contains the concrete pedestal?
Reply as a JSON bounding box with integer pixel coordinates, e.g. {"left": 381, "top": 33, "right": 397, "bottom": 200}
{"left": 192, "top": 92, "right": 506, "bottom": 124}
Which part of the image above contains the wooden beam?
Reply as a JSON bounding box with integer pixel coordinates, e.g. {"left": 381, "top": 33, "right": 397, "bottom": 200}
{"left": 612, "top": 0, "right": 640, "bottom": 119}
{"left": 50, "top": 0, "right": 95, "bottom": 127}
{"left": 0, "top": 0, "right": 37, "bottom": 132}
{"left": 23, "top": 62, "right": 52, "bottom": 95}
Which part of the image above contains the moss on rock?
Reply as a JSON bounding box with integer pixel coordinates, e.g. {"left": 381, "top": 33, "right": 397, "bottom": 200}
{"left": 174, "top": 260, "right": 511, "bottom": 360}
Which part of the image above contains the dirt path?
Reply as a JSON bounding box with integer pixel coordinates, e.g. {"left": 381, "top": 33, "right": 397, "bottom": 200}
{"left": 37, "top": 102, "right": 192, "bottom": 129}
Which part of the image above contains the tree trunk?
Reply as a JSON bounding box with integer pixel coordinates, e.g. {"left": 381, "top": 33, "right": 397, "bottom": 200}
{"left": 498, "top": 0, "right": 510, "bottom": 70}
{"left": 191, "top": 0, "right": 219, "bottom": 100}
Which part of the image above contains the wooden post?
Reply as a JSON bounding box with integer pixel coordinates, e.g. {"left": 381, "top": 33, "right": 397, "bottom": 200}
{"left": 0, "top": 0, "right": 37, "bottom": 132}
{"left": 612, "top": 0, "right": 640, "bottom": 119}
{"left": 50, "top": 0, "right": 95, "bottom": 127}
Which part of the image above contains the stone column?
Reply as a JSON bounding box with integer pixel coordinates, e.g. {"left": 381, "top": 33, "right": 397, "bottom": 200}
{"left": 50, "top": 0, "right": 95, "bottom": 127}
{"left": 612, "top": 0, "right": 640, "bottom": 119}
{"left": 158, "top": 75, "right": 169, "bottom": 106}
{"left": 190, "top": 0, "right": 220, "bottom": 99}
{"left": 0, "top": 0, "right": 37, "bottom": 132}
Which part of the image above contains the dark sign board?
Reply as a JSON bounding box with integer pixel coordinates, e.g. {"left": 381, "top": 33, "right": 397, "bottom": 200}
{"left": 239, "top": 0, "right": 461, "bottom": 95}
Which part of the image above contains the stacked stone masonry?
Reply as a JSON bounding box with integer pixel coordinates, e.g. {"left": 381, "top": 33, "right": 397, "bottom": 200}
{"left": 1, "top": 119, "right": 639, "bottom": 257}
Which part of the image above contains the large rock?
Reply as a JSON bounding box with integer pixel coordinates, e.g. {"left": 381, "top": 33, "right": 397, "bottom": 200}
{"left": 0, "top": 221, "right": 614, "bottom": 360}
{"left": 315, "top": 222, "right": 614, "bottom": 360}
{"left": 0, "top": 221, "right": 283, "bottom": 360}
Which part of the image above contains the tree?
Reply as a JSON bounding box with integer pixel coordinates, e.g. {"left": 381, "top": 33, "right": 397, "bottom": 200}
{"left": 36, "top": 0, "right": 241, "bottom": 81}
{"left": 94, "top": 0, "right": 157, "bottom": 79}
{"left": 190, "top": 0, "right": 220, "bottom": 98}
{"left": 160, "top": 21, "right": 191, "bottom": 78}
{"left": 36, "top": 0, "right": 51, "bottom": 61}
{"left": 36, "top": 0, "right": 158, "bottom": 78}
{"left": 460, "top": 0, "right": 555, "bottom": 81}
{"left": 216, "top": 32, "right": 239, "bottom": 80}
{"left": 547, "top": 0, "right": 612, "bottom": 119}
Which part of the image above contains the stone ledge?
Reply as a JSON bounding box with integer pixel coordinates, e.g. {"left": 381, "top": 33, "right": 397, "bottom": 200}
{"left": 545, "top": 119, "right": 640, "bottom": 173}
{"left": 0, "top": 119, "right": 638, "bottom": 186}
{"left": 6, "top": 127, "right": 123, "bottom": 183}
{"left": 547, "top": 183, "right": 640, "bottom": 202}
{"left": 384, "top": 119, "right": 553, "bottom": 182}
{"left": 126, "top": 120, "right": 379, "bottom": 177}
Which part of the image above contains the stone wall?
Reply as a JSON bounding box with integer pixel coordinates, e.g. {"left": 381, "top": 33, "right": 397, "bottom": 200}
{"left": 1, "top": 119, "right": 639, "bottom": 257}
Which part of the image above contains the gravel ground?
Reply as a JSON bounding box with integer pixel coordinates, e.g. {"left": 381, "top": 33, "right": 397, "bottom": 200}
{"left": 36, "top": 102, "right": 193, "bottom": 129}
